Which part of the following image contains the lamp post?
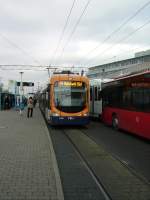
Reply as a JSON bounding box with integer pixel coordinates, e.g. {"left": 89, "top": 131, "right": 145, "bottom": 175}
{"left": 46, "top": 66, "right": 51, "bottom": 78}
{"left": 19, "top": 72, "right": 24, "bottom": 114}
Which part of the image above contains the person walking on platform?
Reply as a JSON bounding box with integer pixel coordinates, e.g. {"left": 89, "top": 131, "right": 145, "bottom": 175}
{"left": 4, "top": 95, "right": 10, "bottom": 110}
{"left": 27, "top": 97, "right": 33, "bottom": 118}
{"left": 33, "top": 98, "right": 37, "bottom": 108}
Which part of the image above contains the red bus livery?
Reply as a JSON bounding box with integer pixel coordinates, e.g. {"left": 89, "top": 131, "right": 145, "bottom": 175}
{"left": 102, "top": 70, "right": 150, "bottom": 139}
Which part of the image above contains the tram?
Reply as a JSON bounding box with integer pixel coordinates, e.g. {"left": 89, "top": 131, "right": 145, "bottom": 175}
{"left": 90, "top": 79, "right": 102, "bottom": 118}
{"left": 102, "top": 70, "right": 150, "bottom": 139}
{"left": 90, "top": 79, "right": 112, "bottom": 118}
{"left": 39, "top": 71, "right": 90, "bottom": 125}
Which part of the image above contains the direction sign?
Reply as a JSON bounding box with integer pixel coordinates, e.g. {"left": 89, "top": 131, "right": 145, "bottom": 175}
{"left": 17, "top": 82, "right": 34, "bottom": 87}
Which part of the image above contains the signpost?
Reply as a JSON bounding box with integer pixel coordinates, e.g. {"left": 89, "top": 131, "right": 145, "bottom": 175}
{"left": 16, "top": 82, "right": 34, "bottom": 86}
{"left": 19, "top": 72, "right": 24, "bottom": 115}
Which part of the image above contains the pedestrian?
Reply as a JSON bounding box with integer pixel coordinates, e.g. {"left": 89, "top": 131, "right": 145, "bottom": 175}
{"left": 33, "top": 98, "right": 37, "bottom": 108}
{"left": 4, "top": 95, "right": 10, "bottom": 110}
{"left": 27, "top": 97, "right": 33, "bottom": 118}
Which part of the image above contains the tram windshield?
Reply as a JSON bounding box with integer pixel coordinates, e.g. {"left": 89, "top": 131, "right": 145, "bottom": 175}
{"left": 54, "top": 81, "right": 87, "bottom": 113}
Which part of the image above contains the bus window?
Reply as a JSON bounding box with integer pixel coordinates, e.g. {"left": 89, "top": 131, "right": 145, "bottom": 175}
{"left": 131, "top": 87, "right": 150, "bottom": 112}
{"left": 123, "top": 89, "right": 132, "bottom": 108}
{"left": 132, "top": 88, "right": 144, "bottom": 110}
{"left": 143, "top": 88, "right": 150, "bottom": 112}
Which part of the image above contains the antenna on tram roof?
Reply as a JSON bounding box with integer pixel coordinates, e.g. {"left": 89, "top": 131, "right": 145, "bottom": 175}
{"left": 81, "top": 70, "right": 84, "bottom": 76}
{"left": 53, "top": 70, "right": 74, "bottom": 74}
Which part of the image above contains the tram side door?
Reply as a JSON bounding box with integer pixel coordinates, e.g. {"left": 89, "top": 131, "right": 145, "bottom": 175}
{"left": 94, "top": 86, "right": 102, "bottom": 118}
{"left": 90, "top": 86, "right": 94, "bottom": 116}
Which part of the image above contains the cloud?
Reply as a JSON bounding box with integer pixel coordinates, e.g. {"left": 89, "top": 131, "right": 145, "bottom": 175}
{"left": 0, "top": 0, "right": 150, "bottom": 89}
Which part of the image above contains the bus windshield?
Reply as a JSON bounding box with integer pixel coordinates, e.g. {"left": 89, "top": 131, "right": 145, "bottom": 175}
{"left": 54, "top": 81, "right": 87, "bottom": 113}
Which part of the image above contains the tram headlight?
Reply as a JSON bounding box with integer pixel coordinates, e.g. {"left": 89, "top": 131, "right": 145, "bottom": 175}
{"left": 83, "top": 113, "right": 89, "bottom": 116}
{"left": 51, "top": 113, "right": 59, "bottom": 116}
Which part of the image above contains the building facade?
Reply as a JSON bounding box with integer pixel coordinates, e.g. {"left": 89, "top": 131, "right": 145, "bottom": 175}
{"left": 87, "top": 51, "right": 150, "bottom": 79}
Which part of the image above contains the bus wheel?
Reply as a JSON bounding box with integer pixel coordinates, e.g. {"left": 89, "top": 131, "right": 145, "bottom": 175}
{"left": 112, "top": 115, "right": 119, "bottom": 130}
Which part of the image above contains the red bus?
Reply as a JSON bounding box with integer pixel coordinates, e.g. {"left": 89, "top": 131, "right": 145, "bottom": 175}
{"left": 102, "top": 70, "right": 150, "bottom": 139}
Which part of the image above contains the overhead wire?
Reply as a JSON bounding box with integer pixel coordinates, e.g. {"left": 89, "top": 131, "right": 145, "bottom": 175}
{"left": 0, "top": 64, "right": 58, "bottom": 73}
{"left": 58, "top": 0, "right": 92, "bottom": 63}
{"left": 0, "top": 33, "right": 41, "bottom": 65}
{"left": 0, "top": 64, "right": 58, "bottom": 68}
{"left": 80, "top": 0, "right": 150, "bottom": 65}
{"left": 1, "top": 1, "right": 149, "bottom": 72}
{"left": 50, "top": 0, "right": 77, "bottom": 64}
{"left": 87, "top": 18, "right": 150, "bottom": 66}
{"left": 0, "top": 68, "right": 47, "bottom": 71}
{"left": 0, "top": 64, "right": 43, "bottom": 67}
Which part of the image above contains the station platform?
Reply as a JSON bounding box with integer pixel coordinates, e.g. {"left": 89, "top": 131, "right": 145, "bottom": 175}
{"left": 0, "top": 107, "right": 64, "bottom": 200}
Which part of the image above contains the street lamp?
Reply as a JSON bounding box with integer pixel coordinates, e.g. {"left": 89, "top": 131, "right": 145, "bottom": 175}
{"left": 19, "top": 72, "right": 24, "bottom": 114}
{"left": 46, "top": 66, "right": 51, "bottom": 78}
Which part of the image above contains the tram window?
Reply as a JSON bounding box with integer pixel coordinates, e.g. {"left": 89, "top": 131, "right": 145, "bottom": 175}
{"left": 44, "top": 93, "right": 46, "bottom": 107}
{"left": 94, "top": 87, "right": 98, "bottom": 101}
{"left": 49, "top": 87, "right": 51, "bottom": 109}
{"left": 90, "top": 87, "right": 92, "bottom": 101}
{"left": 98, "top": 87, "right": 101, "bottom": 100}
{"left": 45, "top": 92, "right": 47, "bottom": 107}
{"left": 46, "top": 86, "right": 50, "bottom": 109}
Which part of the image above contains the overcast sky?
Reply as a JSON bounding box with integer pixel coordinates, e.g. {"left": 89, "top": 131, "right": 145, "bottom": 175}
{"left": 0, "top": 0, "right": 150, "bottom": 90}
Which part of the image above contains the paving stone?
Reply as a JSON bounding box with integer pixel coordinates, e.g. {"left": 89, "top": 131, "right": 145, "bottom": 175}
{"left": 0, "top": 108, "right": 63, "bottom": 200}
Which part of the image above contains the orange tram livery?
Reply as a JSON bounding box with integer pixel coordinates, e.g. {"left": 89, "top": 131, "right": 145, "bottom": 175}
{"left": 39, "top": 71, "right": 90, "bottom": 125}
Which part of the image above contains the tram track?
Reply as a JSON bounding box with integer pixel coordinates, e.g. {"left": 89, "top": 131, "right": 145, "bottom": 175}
{"left": 62, "top": 127, "right": 150, "bottom": 200}
{"left": 78, "top": 127, "right": 150, "bottom": 185}
{"left": 44, "top": 106, "right": 150, "bottom": 200}
{"left": 62, "top": 128, "right": 112, "bottom": 200}
{"left": 48, "top": 125, "right": 108, "bottom": 200}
